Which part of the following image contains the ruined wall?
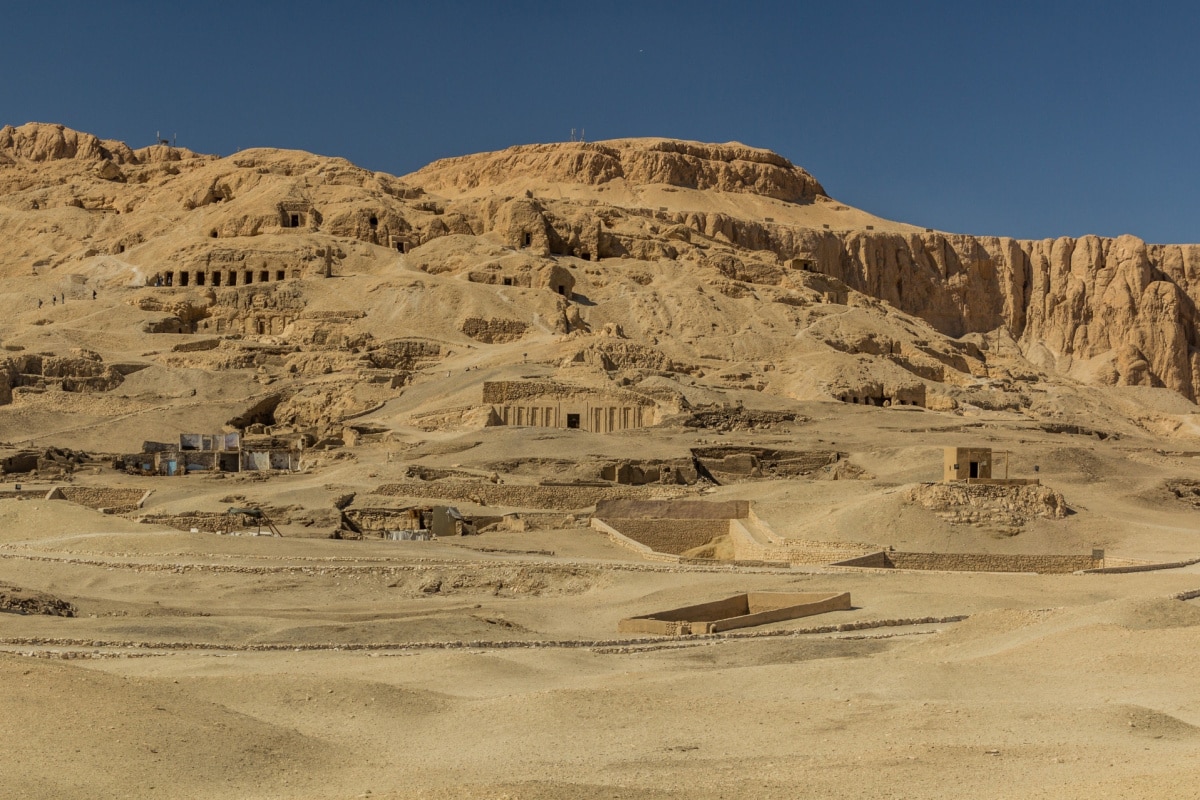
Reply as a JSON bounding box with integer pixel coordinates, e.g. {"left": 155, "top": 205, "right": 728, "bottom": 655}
{"left": 373, "top": 481, "right": 677, "bottom": 510}
{"left": 834, "top": 551, "right": 1099, "bottom": 574}
{"left": 595, "top": 499, "right": 749, "bottom": 520}
{"left": 56, "top": 486, "right": 147, "bottom": 511}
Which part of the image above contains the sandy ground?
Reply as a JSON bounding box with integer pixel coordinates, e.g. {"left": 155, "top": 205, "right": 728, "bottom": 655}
{"left": 3, "top": 413, "right": 1200, "bottom": 800}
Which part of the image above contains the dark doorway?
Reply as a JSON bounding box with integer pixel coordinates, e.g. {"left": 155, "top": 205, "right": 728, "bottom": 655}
{"left": 969, "top": 462, "right": 979, "bottom": 479}
{"left": 180, "top": 272, "right": 189, "bottom": 287}
{"left": 557, "top": 286, "right": 565, "bottom": 296}
{"left": 523, "top": 232, "right": 532, "bottom": 247}
{"left": 197, "top": 272, "right": 206, "bottom": 286}
{"left": 212, "top": 272, "right": 221, "bottom": 287}
{"left": 289, "top": 214, "right": 300, "bottom": 228}
{"left": 566, "top": 414, "right": 581, "bottom": 429}
{"left": 276, "top": 270, "right": 285, "bottom": 281}
{"left": 260, "top": 270, "right": 269, "bottom": 283}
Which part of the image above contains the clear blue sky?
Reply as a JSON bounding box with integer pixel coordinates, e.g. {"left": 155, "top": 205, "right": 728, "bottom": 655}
{"left": 3, "top": 1, "right": 1198, "bottom": 242}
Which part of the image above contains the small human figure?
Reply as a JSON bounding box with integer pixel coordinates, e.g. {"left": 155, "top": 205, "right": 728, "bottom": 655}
{"left": 92, "top": 289, "right": 97, "bottom": 300}
{"left": 51, "top": 296, "right": 56, "bottom": 306}
{"left": 37, "top": 299, "right": 42, "bottom": 308}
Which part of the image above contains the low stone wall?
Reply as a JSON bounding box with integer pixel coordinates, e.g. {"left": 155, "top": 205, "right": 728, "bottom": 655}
{"left": 139, "top": 512, "right": 235, "bottom": 533}
{"left": 1085, "top": 557, "right": 1200, "bottom": 574}
{"left": 54, "top": 486, "right": 148, "bottom": 511}
{"left": 833, "top": 551, "right": 1099, "bottom": 574}
{"left": 374, "top": 482, "right": 679, "bottom": 510}
{"left": 0, "top": 490, "right": 49, "bottom": 501}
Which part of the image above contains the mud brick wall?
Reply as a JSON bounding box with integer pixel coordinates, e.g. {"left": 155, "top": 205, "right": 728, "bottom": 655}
{"left": 374, "top": 482, "right": 672, "bottom": 510}
{"left": 58, "top": 486, "right": 145, "bottom": 510}
{"left": 834, "top": 551, "right": 1098, "bottom": 574}
{"left": 602, "top": 519, "right": 730, "bottom": 555}
{"left": 595, "top": 499, "right": 749, "bottom": 520}
{"left": 139, "top": 513, "right": 229, "bottom": 532}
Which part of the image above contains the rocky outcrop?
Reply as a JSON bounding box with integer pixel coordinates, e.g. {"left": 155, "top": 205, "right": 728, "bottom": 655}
{"left": 0, "top": 121, "right": 137, "bottom": 163}
{"left": 905, "top": 482, "right": 1068, "bottom": 528}
{"left": 407, "top": 138, "right": 826, "bottom": 202}
{"left": 0, "top": 583, "right": 75, "bottom": 617}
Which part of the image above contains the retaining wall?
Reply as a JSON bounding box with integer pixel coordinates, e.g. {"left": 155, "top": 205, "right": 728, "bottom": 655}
{"left": 833, "top": 551, "right": 1100, "bottom": 574}
{"left": 375, "top": 482, "right": 676, "bottom": 510}
{"left": 53, "top": 486, "right": 148, "bottom": 512}
{"left": 594, "top": 499, "right": 749, "bottom": 520}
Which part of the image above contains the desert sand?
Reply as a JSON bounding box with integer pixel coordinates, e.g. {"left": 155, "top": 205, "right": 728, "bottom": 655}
{"left": 0, "top": 123, "right": 1199, "bottom": 798}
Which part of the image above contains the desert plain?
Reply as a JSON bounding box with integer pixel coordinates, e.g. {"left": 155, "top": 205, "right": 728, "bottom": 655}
{"left": 0, "top": 122, "right": 1199, "bottom": 798}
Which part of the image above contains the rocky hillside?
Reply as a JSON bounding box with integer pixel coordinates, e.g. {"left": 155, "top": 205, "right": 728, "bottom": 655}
{"left": 0, "top": 122, "right": 1196, "bottom": 450}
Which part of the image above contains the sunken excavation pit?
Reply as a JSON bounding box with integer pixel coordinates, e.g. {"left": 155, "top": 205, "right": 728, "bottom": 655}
{"left": 618, "top": 591, "right": 853, "bottom": 635}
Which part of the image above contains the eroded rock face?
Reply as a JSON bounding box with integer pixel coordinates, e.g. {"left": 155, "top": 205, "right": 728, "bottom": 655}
{"left": 407, "top": 139, "right": 827, "bottom": 202}
{"left": 5, "top": 123, "right": 1200, "bottom": 408}
{"left": 905, "top": 482, "right": 1068, "bottom": 528}
{"left": 802, "top": 232, "right": 1200, "bottom": 400}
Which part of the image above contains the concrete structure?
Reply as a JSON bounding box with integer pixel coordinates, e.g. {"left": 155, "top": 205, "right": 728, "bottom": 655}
{"left": 122, "top": 432, "right": 302, "bottom": 476}
{"left": 942, "top": 447, "right": 1039, "bottom": 485}
{"left": 618, "top": 591, "right": 852, "bottom": 635}
{"left": 944, "top": 447, "right": 993, "bottom": 482}
{"left": 483, "top": 380, "right": 660, "bottom": 433}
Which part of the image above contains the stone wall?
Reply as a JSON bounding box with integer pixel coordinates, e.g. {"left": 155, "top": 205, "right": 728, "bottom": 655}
{"left": 833, "top": 550, "right": 1099, "bottom": 574}
{"left": 594, "top": 499, "right": 749, "bottom": 520}
{"left": 373, "top": 481, "right": 679, "bottom": 510}
{"left": 139, "top": 510, "right": 278, "bottom": 533}
{"left": 55, "top": 486, "right": 147, "bottom": 511}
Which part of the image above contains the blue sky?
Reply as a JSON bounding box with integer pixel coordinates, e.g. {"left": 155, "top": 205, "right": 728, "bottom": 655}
{"left": 3, "top": 1, "right": 1198, "bottom": 242}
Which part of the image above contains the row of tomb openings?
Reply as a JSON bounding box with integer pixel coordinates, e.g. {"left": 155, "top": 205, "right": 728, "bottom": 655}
{"left": 150, "top": 269, "right": 292, "bottom": 288}
{"left": 838, "top": 394, "right": 921, "bottom": 407}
